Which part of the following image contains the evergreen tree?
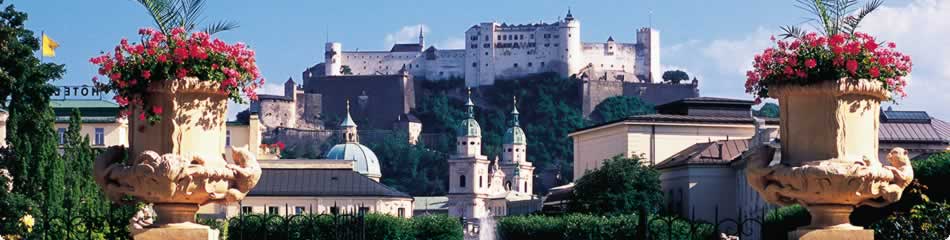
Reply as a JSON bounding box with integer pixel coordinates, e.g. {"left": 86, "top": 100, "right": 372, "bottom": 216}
{"left": 591, "top": 95, "right": 656, "bottom": 124}
{"left": 63, "top": 109, "right": 107, "bottom": 217}
{"left": 1, "top": 0, "right": 66, "bottom": 221}
{"left": 569, "top": 155, "right": 663, "bottom": 214}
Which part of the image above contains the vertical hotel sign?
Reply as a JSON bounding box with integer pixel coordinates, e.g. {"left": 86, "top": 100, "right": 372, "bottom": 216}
{"left": 53, "top": 85, "right": 103, "bottom": 99}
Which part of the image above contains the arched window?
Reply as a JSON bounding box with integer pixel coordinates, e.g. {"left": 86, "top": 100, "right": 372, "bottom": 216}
{"left": 505, "top": 181, "right": 512, "bottom": 191}
{"left": 524, "top": 182, "right": 528, "bottom": 192}
{"left": 480, "top": 176, "right": 484, "bottom": 188}
{"left": 460, "top": 175, "right": 466, "bottom": 188}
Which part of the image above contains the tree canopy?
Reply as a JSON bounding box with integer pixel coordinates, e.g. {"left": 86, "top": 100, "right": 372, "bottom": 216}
{"left": 661, "top": 70, "right": 690, "bottom": 84}
{"left": 753, "top": 102, "right": 780, "bottom": 118}
{"left": 569, "top": 155, "right": 663, "bottom": 214}
{"left": 590, "top": 95, "right": 656, "bottom": 124}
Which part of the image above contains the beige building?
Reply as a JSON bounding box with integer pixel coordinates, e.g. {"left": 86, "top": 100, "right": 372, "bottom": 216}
{"left": 51, "top": 99, "right": 129, "bottom": 148}
{"left": 569, "top": 97, "right": 775, "bottom": 178}
{"left": 204, "top": 160, "right": 413, "bottom": 219}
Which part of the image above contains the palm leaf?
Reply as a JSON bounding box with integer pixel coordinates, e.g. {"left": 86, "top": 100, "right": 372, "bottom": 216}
{"left": 203, "top": 20, "right": 239, "bottom": 35}
{"left": 135, "top": 0, "right": 177, "bottom": 34}
{"left": 780, "top": 25, "right": 807, "bottom": 39}
{"left": 842, "top": 0, "right": 883, "bottom": 35}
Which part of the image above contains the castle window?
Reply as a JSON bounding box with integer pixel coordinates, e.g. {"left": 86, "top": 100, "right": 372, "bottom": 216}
{"left": 513, "top": 63, "right": 518, "bottom": 68}
{"left": 541, "top": 62, "right": 545, "bottom": 67}
{"left": 483, "top": 43, "right": 490, "bottom": 48}
{"left": 460, "top": 175, "right": 466, "bottom": 188}
{"left": 530, "top": 34, "right": 534, "bottom": 39}
{"left": 472, "top": 62, "right": 477, "bottom": 68}
{"left": 554, "top": 35, "right": 559, "bottom": 38}
{"left": 497, "top": 35, "right": 501, "bottom": 41}
{"left": 471, "top": 44, "right": 477, "bottom": 49}
{"left": 485, "top": 52, "right": 489, "bottom": 56}
{"left": 507, "top": 148, "right": 512, "bottom": 152}
{"left": 485, "top": 36, "right": 489, "bottom": 41}
{"left": 470, "top": 141, "right": 475, "bottom": 145}
{"left": 524, "top": 182, "right": 528, "bottom": 192}
{"left": 527, "top": 62, "right": 533, "bottom": 67}
{"left": 480, "top": 176, "right": 483, "bottom": 188}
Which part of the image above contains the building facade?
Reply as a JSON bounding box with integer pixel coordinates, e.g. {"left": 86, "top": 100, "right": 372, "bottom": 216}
{"left": 318, "top": 11, "right": 660, "bottom": 87}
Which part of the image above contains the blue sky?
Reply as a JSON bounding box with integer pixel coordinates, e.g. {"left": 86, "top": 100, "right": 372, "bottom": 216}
{"left": 9, "top": 0, "right": 948, "bottom": 119}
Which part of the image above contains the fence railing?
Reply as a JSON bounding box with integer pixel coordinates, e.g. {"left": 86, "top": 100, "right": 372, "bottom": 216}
{"left": 226, "top": 203, "right": 366, "bottom": 240}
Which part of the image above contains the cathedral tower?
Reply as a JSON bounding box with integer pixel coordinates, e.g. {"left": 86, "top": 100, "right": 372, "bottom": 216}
{"left": 447, "top": 89, "right": 491, "bottom": 219}
{"left": 500, "top": 96, "right": 535, "bottom": 194}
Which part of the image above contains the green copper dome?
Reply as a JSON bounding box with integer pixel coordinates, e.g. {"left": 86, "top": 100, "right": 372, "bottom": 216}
{"left": 457, "top": 88, "right": 481, "bottom": 137}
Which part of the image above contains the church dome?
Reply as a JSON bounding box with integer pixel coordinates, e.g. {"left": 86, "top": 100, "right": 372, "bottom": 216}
{"left": 458, "top": 118, "right": 482, "bottom": 137}
{"left": 326, "top": 143, "right": 382, "bottom": 179}
{"left": 503, "top": 126, "right": 526, "bottom": 145}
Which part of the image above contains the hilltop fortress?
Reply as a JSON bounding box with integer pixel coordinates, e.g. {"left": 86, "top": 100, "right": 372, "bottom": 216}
{"left": 311, "top": 10, "right": 662, "bottom": 86}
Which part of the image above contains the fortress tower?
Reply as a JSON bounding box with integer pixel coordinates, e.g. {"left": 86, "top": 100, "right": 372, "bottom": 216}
{"left": 635, "top": 28, "right": 661, "bottom": 83}
{"left": 325, "top": 42, "right": 343, "bottom": 76}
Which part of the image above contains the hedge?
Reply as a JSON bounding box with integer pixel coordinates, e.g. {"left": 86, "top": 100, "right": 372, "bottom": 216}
{"left": 496, "top": 213, "right": 713, "bottom": 240}
{"left": 871, "top": 201, "right": 950, "bottom": 240}
{"left": 224, "top": 213, "right": 461, "bottom": 240}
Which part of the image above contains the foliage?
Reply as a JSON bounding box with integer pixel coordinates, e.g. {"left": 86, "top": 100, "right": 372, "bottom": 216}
{"left": 63, "top": 109, "right": 109, "bottom": 218}
{"left": 133, "top": 0, "right": 238, "bottom": 35}
{"left": 661, "top": 70, "right": 690, "bottom": 84}
{"left": 90, "top": 27, "right": 263, "bottom": 123}
{"left": 366, "top": 133, "right": 448, "bottom": 196}
{"left": 340, "top": 65, "right": 353, "bottom": 75}
{"left": 569, "top": 155, "right": 663, "bottom": 214}
{"left": 0, "top": 148, "right": 37, "bottom": 238}
{"left": 753, "top": 102, "right": 780, "bottom": 118}
{"left": 781, "top": 0, "right": 884, "bottom": 39}
{"left": 496, "top": 213, "right": 713, "bottom": 240}
{"left": 871, "top": 201, "right": 950, "bottom": 240}
{"left": 226, "top": 213, "right": 462, "bottom": 240}
{"left": 411, "top": 214, "right": 463, "bottom": 240}
{"left": 762, "top": 205, "right": 810, "bottom": 240}
{"left": 590, "top": 95, "right": 656, "bottom": 124}
{"left": 910, "top": 152, "right": 950, "bottom": 201}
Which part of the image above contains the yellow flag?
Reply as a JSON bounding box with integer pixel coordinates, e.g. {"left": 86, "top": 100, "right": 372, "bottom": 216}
{"left": 42, "top": 33, "right": 59, "bottom": 57}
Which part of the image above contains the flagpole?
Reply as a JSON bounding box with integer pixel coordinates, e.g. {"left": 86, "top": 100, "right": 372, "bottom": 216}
{"left": 40, "top": 30, "right": 44, "bottom": 63}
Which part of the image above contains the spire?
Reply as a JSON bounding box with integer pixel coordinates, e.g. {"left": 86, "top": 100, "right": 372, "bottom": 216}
{"left": 465, "top": 88, "right": 475, "bottom": 119}
{"left": 565, "top": 7, "right": 575, "bottom": 21}
{"left": 418, "top": 25, "right": 425, "bottom": 46}
{"left": 511, "top": 96, "right": 520, "bottom": 127}
{"left": 341, "top": 99, "right": 359, "bottom": 143}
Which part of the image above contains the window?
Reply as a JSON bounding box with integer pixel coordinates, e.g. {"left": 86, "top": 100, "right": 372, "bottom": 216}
{"left": 241, "top": 206, "right": 253, "bottom": 214}
{"left": 294, "top": 206, "right": 306, "bottom": 215}
{"left": 459, "top": 175, "right": 466, "bottom": 188}
{"left": 479, "top": 176, "right": 483, "bottom": 188}
{"left": 483, "top": 43, "right": 490, "bottom": 48}
{"left": 513, "top": 63, "right": 518, "bottom": 68}
{"left": 524, "top": 182, "right": 528, "bottom": 192}
{"left": 470, "top": 44, "right": 477, "bottom": 49}
{"left": 472, "top": 62, "right": 478, "bottom": 68}
{"left": 541, "top": 62, "right": 545, "bottom": 67}
{"left": 57, "top": 128, "right": 66, "bottom": 145}
{"left": 497, "top": 35, "right": 501, "bottom": 41}
{"left": 225, "top": 129, "right": 231, "bottom": 146}
{"left": 398, "top": 208, "right": 405, "bottom": 218}
{"left": 94, "top": 128, "right": 105, "bottom": 146}
{"left": 527, "top": 62, "right": 533, "bottom": 67}
{"left": 267, "top": 206, "right": 279, "bottom": 215}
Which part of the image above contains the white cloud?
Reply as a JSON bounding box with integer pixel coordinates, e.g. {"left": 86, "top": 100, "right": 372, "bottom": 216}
{"left": 384, "top": 24, "right": 428, "bottom": 48}
{"left": 701, "top": 27, "right": 776, "bottom": 76}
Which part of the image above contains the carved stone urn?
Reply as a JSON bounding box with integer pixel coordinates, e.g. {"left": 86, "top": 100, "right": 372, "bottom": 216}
{"left": 746, "top": 79, "right": 913, "bottom": 239}
{"left": 94, "top": 78, "right": 261, "bottom": 240}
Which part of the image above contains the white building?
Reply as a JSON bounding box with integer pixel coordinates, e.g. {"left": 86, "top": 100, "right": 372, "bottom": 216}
{"left": 447, "top": 93, "right": 535, "bottom": 219}
{"left": 322, "top": 10, "right": 660, "bottom": 87}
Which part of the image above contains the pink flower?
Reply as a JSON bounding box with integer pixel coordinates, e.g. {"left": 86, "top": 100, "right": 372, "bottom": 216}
{"left": 805, "top": 59, "right": 817, "bottom": 69}
{"left": 115, "top": 96, "right": 129, "bottom": 106}
{"left": 870, "top": 66, "right": 881, "bottom": 78}
{"left": 141, "top": 70, "right": 151, "bottom": 79}
{"left": 846, "top": 59, "right": 859, "bottom": 74}
{"left": 157, "top": 54, "right": 168, "bottom": 63}
{"left": 176, "top": 68, "right": 188, "bottom": 79}
{"left": 138, "top": 112, "right": 146, "bottom": 121}
{"left": 888, "top": 42, "right": 896, "bottom": 49}
{"left": 152, "top": 105, "right": 163, "bottom": 115}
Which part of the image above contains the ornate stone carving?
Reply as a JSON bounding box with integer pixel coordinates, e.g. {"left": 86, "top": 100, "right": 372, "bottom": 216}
{"left": 94, "top": 145, "right": 261, "bottom": 228}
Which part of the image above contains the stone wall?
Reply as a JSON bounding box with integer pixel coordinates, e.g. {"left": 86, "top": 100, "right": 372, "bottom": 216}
{"left": 580, "top": 80, "right": 699, "bottom": 118}
{"left": 306, "top": 74, "right": 415, "bottom": 130}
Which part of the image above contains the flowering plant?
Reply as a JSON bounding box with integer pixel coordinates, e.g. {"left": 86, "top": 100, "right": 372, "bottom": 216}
{"left": 90, "top": 27, "right": 263, "bottom": 123}
{"left": 745, "top": 0, "right": 912, "bottom": 103}
{"left": 745, "top": 32, "right": 912, "bottom": 102}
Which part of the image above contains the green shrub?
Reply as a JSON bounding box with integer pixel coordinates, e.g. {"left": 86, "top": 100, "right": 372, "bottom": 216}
{"left": 762, "top": 205, "right": 810, "bottom": 240}
{"left": 496, "top": 213, "right": 711, "bottom": 240}
{"left": 226, "top": 213, "right": 462, "bottom": 240}
{"left": 412, "top": 214, "right": 463, "bottom": 240}
{"left": 913, "top": 152, "right": 950, "bottom": 201}
{"left": 570, "top": 155, "right": 664, "bottom": 214}
{"left": 872, "top": 201, "right": 950, "bottom": 240}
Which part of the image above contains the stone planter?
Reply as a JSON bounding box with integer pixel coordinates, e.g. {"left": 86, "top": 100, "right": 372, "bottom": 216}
{"left": 746, "top": 79, "right": 914, "bottom": 239}
{"left": 94, "top": 78, "right": 261, "bottom": 240}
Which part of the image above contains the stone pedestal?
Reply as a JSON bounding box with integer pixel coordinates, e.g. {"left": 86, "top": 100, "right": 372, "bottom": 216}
{"left": 133, "top": 225, "right": 220, "bottom": 240}
{"left": 789, "top": 229, "right": 874, "bottom": 240}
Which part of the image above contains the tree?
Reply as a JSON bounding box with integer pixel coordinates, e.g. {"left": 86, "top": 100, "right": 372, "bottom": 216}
{"left": 340, "top": 65, "right": 353, "bottom": 75}
{"left": 1, "top": 0, "right": 67, "bottom": 223}
{"left": 63, "top": 109, "right": 108, "bottom": 217}
{"left": 591, "top": 95, "right": 656, "bottom": 124}
{"left": 367, "top": 133, "right": 448, "bottom": 196}
{"left": 754, "top": 102, "right": 780, "bottom": 118}
{"left": 661, "top": 70, "right": 690, "bottom": 84}
{"left": 134, "top": 0, "right": 238, "bottom": 35}
{"left": 569, "top": 155, "right": 663, "bottom": 214}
